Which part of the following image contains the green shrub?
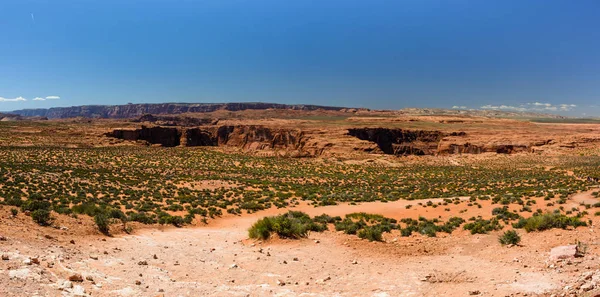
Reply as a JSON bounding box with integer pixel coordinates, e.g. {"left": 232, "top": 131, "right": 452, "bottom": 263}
{"left": 358, "top": 226, "right": 384, "bottom": 242}
{"left": 463, "top": 218, "right": 502, "bottom": 234}
{"left": 498, "top": 230, "right": 521, "bottom": 245}
{"left": 94, "top": 212, "right": 110, "bottom": 235}
{"left": 512, "top": 212, "right": 587, "bottom": 232}
{"left": 31, "top": 209, "right": 53, "bottom": 226}
{"left": 248, "top": 211, "right": 326, "bottom": 240}
{"left": 10, "top": 208, "right": 18, "bottom": 216}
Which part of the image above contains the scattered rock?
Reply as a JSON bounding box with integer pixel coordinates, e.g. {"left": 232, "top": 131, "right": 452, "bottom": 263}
{"left": 230, "top": 263, "right": 238, "bottom": 269}
{"left": 153, "top": 254, "right": 158, "bottom": 259}
{"left": 23, "top": 258, "right": 32, "bottom": 265}
{"left": 69, "top": 274, "right": 84, "bottom": 282}
{"left": 469, "top": 290, "right": 481, "bottom": 295}
{"left": 2, "top": 254, "right": 9, "bottom": 261}
{"left": 135, "top": 280, "right": 142, "bottom": 285}
{"left": 70, "top": 239, "right": 75, "bottom": 244}
{"left": 277, "top": 279, "right": 286, "bottom": 286}
{"left": 0, "top": 235, "right": 7, "bottom": 241}
{"left": 86, "top": 275, "right": 94, "bottom": 282}
{"left": 138, "top": 260, "right": 148, "bottom": 265}
{"left": 90, "top": 255, "right": 99, "bottom": 260}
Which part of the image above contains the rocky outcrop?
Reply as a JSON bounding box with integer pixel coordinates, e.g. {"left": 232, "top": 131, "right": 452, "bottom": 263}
{"left": 107, "top": 125, "right": 308, "bottom": 154}
{"left": 347, "top": 128, "right": 447, "bottom": 156}
{"left": 182, "top": 128, "right": 217, "bottom": 146}
{"left": 106, "top": 126, "right": 181, "bottom": 147}
{"left": 215, "top": 126, "right": 305, "bottom": 151}
{"left": 10, "top": 103, "right": 347, "bottom": 119}
{"left": 347, "top": 128, "right": 551, "bottom": 156}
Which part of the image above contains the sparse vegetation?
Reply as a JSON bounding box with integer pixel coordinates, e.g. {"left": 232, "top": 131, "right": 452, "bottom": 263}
{"left": 498, "top": 230, "right": 521, "bottom": 245}
{"left": 31, "top": 209, "right": 52, "bottom": 226}
{"left": 248, "top": 211, "right": 327, "bottom": 240}
{"left": 512, "top": 212, "right": 587, "bottom": 232}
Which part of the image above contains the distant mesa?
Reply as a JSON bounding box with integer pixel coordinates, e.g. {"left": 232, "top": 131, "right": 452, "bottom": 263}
{"left": 9, "top": 102, "right": 349, "bottom": 119}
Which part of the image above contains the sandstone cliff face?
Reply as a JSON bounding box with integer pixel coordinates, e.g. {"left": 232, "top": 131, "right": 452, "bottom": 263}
{"left": 347, "top": 128, "right": 447, "bottom": 156}
{"left": 106, "top": 126, "right": 181, "bottom": 147}
{"left": 215, "top": 126, "right": 305, "bottom": 150}
{"left": 107, "top": 125, "right": 308, "bottom": 154}
{"left": 11, "top": 103, "right": 346, "bottom": 119}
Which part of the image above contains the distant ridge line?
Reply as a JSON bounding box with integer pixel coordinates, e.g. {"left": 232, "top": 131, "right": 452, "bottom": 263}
{"left": 8, "top": 102, "right": 353, "bottom": 119}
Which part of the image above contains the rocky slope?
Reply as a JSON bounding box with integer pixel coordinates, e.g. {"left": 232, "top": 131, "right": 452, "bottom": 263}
{"left": 10, "top": 102, "right": 347, "bottom": 119}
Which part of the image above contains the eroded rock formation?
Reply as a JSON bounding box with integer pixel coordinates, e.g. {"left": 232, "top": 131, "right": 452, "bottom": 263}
{"left": 347, "top": 128, "right": 447, "bottom": 156}
{"left": 105, "top": 126, "right": 181, "bottom": 147}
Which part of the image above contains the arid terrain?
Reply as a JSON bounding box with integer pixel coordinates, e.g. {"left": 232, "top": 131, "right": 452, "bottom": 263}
{"left": 1, "top": 104, "right": 600, "bottom": 296}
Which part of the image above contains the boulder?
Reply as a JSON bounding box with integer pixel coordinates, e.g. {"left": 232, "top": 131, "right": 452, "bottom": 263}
{"left": 550, "top": 245, "right": 580, "bottom": 261}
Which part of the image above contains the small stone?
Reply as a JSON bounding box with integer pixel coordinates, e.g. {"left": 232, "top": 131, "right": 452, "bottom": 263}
{"left": 72, "top": 285, "right": 86, "bottom": 296}
{"left": 86, "top": 275, "right": 94, "bottom": 282}
{"left": 69, "top": 274, "right": 84, "bottom": 282}
{"left": 351, "top": 260, "right": 358, "bottom": 265}
{"left": 469, "top": 290, "right": 481, "bottom": 295}
{"left": 550, "top": 245, "right": 579, "bottom": 261}
{"left": 138, "top": 260, "right": 148, "bottom": 265}
{"left": 0, "top": 235, "right": 7, "bottom": 241}
{"left": 23, "top": 258, "right": 32, "bottom": 265}
{"left": 61, "top": 280, "right": 73, "bottom": 290}
{"left": 277, "top": 279, "right": 285, "bottom": 286}
{"left": 2, "top": 254, "right": 9, "bottom": 261}
{"left": 230, "top": 263, "right": 238, "bottom": 269}
{"left": 30, "top": 257, "right": 40, "bottom": 265}
{"left": 135, "top": 280, "right": 142, "bottom": 285}
{"left": 293, "top": 257, "right": 299, "bottom": 261}
{"left": 153, "top": 254, "right": 158, "bottom": 259}
{"left": 90, "top": 255, "right": 99, "bottom": 260}
{"left": 314, "top": 240, "right": 320, "bottom": 244}
{"left": 70, "top": 240, "right": 75, "bottom": 244}
{"left": 581, "top": 283, "right": 594, "bottom": 292}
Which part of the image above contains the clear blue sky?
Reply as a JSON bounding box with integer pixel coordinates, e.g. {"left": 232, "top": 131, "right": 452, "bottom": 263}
{"left": 1, "top": 0, "right": 600, "bottom": 116}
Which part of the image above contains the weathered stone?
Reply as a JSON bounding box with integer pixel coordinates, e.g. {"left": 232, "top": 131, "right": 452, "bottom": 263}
{"left": 550, "top": 245, "right": 579, "bottom": 261}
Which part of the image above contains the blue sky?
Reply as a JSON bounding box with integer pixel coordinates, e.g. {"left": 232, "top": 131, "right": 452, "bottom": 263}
{"left": 1, "top": 1, "right": 600, "bottom": 116}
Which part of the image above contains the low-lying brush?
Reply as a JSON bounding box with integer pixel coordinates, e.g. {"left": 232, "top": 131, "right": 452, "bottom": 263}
{"left": 248, "top": 211, "right": 327, "bottom": 240}
{"left": 498, "top": 230, "right": 521, "bottom": 245}
{"left": 512, "top": 212, "right": 587, "bottom": 232}
{"left": 463, "top": 217, "right": 503, "bottom": 234}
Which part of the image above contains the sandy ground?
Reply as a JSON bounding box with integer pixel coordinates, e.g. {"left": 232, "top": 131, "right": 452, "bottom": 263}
{"left": 2, "top": 191, "right": 600, "bottom": 297}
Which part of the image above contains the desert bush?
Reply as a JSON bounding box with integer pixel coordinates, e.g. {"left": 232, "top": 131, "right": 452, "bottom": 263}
{"left": 498, "top": 230, "right": 521, "bottom": 245}
{"left": 31, "top": 209, "right": 53, "bottom": 226}
{"left": 10, "top": 208, "right": 18, "bottom": 216}
{"left": 512, "top": 212, "right": 586, "bottom": 232}
{"left": 94, "top": 212, "right": 110, "bottom": 235}
{"left": 463, "top": 218, "right": 502, "bottom": 234}
{"left": 248, "top": 211, "right": 326, "bottom": 240}
{"left": 358, "top": 226, "right": 384, "bottom": 242}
